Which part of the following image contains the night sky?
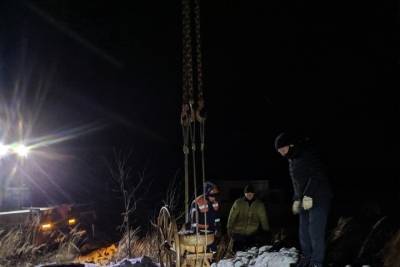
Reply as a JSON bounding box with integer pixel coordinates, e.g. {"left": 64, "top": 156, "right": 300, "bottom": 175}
{"left": 1, "top": 1, "right": 399, "bottom": 222}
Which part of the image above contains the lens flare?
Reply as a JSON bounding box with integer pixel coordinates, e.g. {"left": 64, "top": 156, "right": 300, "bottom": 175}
{"left": 13, "top": 144, "right": 30, "bottom": 158}
{"left": 0, "top": 144, "right": 9, "bottom": 157}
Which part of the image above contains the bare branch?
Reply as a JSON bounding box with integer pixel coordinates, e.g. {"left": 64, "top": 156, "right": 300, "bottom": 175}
{"left": 108, "top": 149, "right": 150, "bottom": 259}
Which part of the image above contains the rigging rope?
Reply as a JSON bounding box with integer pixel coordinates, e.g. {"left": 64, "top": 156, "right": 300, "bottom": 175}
{"left": 193, "top": 0, "right": 209, "bottom": 258}
{"left": 181, "top": 0, "right": 193, "bottom": 225}
{"left": 181, "top": 1, "right": 212, "bottom": 263}
{"left": 181, "top": 1, "right": 207, "bottom": 249}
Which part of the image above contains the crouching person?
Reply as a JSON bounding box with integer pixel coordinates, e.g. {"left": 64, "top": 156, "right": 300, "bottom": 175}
{"left": 190, "top": 181, "right": 221, "bottom": 252}
{"left": 227, "top": 184, "right": 270, "bottom": 252}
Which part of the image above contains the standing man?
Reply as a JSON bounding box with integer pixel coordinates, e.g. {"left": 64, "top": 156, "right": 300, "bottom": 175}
{"left": 275, "top": 132, "right": 332, "bottom": 267}
{"left": 227, "top": 184, "right": 270, "bottom": 251}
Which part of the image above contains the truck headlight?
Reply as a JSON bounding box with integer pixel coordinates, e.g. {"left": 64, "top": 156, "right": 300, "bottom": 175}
{"left": 68, "top": 218, "right": 77, "bottom": 225}
{"left": 41, "top": 223, "right": 53, "bottom": 231}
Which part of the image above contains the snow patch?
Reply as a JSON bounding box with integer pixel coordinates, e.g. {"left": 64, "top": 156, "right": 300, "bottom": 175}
{"left": 38, "top": 247, "right": 297, "bottom": 267}
{"left": 109, "top": 256, "right": 159, "bottom": 267}
{"left": 212, "top": 246, "right": 298, "bottom": 267}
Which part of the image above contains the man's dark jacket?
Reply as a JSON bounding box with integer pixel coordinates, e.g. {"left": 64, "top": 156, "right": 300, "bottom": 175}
{"left": 288, "top": 143, "right": 333, "bottom": 202}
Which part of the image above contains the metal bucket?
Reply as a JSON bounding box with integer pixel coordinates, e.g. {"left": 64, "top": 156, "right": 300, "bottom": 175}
{"left": 179, "top": 233, "right": 214, "bottom": 253}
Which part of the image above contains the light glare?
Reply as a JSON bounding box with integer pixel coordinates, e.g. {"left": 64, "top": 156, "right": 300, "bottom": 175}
{"left": 68, "top": 218, "right": 77, "bottom": 225}
{"left": 14, "top": 144, "right": 30, "bottom": 157}
{"left": 41, "top": 223, "right": 53, "bottom": 231}
{"left": 0, "top": 144, "right": 9, "bottom": 156}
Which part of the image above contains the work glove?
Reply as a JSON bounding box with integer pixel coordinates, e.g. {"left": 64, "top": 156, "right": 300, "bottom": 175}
{"left": 302, "top": 196, "right": 313, "bottom": 210}
{"left": 292, "top": 200, "right": 301, "bottom": 215}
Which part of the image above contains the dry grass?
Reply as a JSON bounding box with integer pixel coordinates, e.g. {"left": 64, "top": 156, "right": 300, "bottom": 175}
{"left": 78, "top": 228, "right": 160, "bottom": 266}
{"left": 0, "top": 221, "right": 86, "bottom": 267}
{"left": 114, "top": 228, "right": 159, "bottom": 262}
{"left": 50, "top": 226, "right": 87, "bottom": 263}
{"left": 0, "top": 224, "right": 44, "bottom": 267}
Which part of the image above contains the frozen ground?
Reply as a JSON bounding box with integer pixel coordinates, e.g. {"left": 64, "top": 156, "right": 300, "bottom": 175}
{"left": 37, "top": 257, "right": 159, "bottom": 267}
{"left": 212, "top": 246, "right": 298, "bottom": 267}
{"left": 107, "top": 248, "right": 298, "bottom": 267}
{"left": 103, "top": 246, "right": 298, "bottom": 267}
{"left": 108, "top": 256, "right": 159, "bottom": 267}
{"left": 38, "top": 246, "right": 298, "bottom": 267}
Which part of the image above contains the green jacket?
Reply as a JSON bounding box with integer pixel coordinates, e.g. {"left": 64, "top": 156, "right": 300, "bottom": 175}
{"left": 227, "top": 197, "right": 269, "bottom": 236}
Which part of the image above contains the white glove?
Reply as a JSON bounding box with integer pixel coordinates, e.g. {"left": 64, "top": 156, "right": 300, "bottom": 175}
{"left": 302, "top": 196, "right": 313, "bottom": 210}
{"left": 292, "top": 200, "right": 301, "bottom": 215}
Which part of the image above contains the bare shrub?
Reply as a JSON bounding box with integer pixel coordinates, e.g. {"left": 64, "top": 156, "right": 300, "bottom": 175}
{"left": 108, "top": 150, "right": 150, "bottom": 259}
{"left": 0, "top": 220, "right": 86, "bottom": 266}
{"left": 49, "top": 226, "right": 86, "bottom": 263}
{"left": 114, "top": 228, "right": 159, "bottom": 262}
{"left": 0, "top": 219, "right": 43, "bottom": 266}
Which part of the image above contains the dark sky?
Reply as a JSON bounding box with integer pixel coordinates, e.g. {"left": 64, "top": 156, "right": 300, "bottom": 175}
{"left": 0, "top": 0, "right": 399, "bottom": 211}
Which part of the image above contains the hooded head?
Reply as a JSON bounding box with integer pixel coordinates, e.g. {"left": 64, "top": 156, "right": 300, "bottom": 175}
{"left": 204, "top": 181, "right": 219, "bottom": 197}
{"left": 274, "top": 132, "right": 294, "bottom": 156}
{"left": 274, "top": 132, "right": 306, "bottom": 158}
{"left": 274, "top": 132, "right": 296, "bottom": 150}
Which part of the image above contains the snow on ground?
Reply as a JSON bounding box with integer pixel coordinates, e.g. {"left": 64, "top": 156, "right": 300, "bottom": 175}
{"left": 108, "top": 256, "right": 159, "bottom": 267}
{"left": 38, "top": 247, "right": 297, "bottom": 267}
{"left": 212, "top": 246, "right": 298, "bottom": 267}
{"left": 103, "top": 247, "right": 298, "bottom": 267}
{"left": 37, "top": 256, "right": 159, "bottom": 267}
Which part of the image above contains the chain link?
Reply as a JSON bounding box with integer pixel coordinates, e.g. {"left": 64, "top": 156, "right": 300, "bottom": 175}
{"left": 181, "top": 0, "right": 207, "bottom": 230}
{"left": 194, "top": 0, "right": 203, "bottom": 101}
{"left": 182, "top": 0, "right": 194, "bottom": 105}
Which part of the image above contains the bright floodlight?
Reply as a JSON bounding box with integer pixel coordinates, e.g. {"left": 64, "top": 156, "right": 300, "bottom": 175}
{"left": 0, "top": 144, "right": 9, "bottom": 156}
{"left": 15, "top": 144, "right": 30, "bottom": 158}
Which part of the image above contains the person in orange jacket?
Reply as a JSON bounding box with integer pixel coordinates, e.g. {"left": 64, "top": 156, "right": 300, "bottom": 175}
{"left": 190, "top": 181, "right": 221, "bottom": 235}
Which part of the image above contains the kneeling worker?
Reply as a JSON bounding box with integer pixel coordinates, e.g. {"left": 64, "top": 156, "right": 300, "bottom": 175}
{"left": 227, "top": 184, "right": 270, "bottom": 251}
